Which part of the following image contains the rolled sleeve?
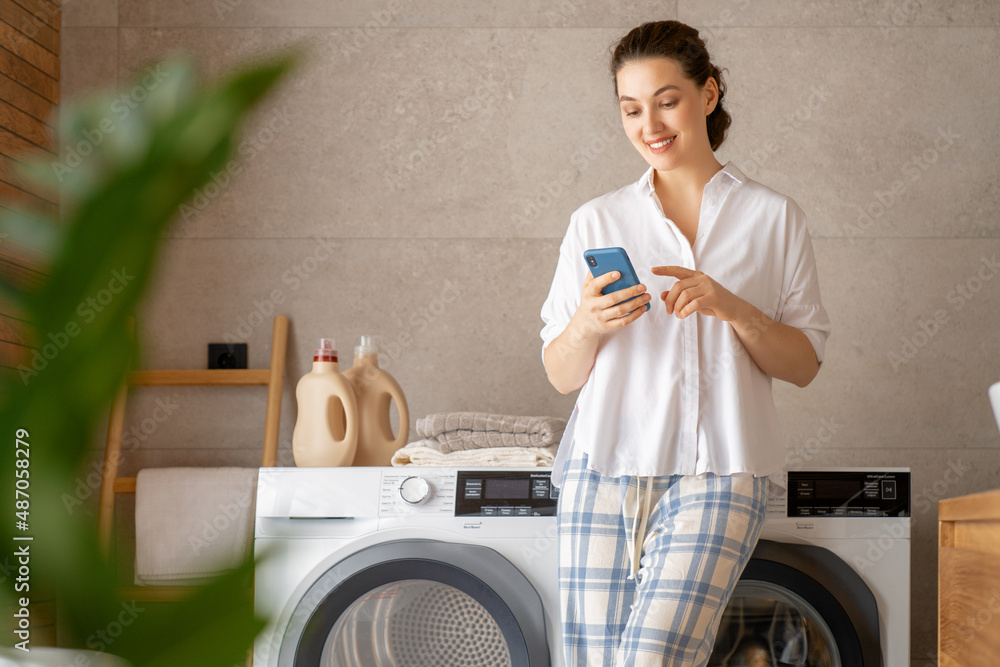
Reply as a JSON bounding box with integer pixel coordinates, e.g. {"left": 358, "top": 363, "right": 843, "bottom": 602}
{"left": 540, "top": 214, "right": 587, "bottom": 368}
{"left": 774, "top": 202, "right": 831, "bottom": 364}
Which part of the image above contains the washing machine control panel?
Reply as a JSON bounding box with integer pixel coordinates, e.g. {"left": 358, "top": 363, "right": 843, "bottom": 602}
{"left": 377, "top": 470, "right": 558, "bottom": 517}
{"left": 787, "top": 470, "right": 910, "bottom": 517}
{"left": 454, "top": 471, "right": 558, "bottom": 517}
{"left": 379, "top": 471, "right": 458, "bottom": 516}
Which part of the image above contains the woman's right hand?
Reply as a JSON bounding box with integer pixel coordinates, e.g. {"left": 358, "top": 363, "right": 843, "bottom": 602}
{"left": 571, "top": 271, "right": 651, "bottom": 336}
{"left": 543, "top": 271, "right": 650, "bottom": 394}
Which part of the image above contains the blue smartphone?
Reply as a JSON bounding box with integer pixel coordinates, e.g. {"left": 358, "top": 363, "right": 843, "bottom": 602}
{"left": 583, "top": 247, "right": 650, "bottom": 313}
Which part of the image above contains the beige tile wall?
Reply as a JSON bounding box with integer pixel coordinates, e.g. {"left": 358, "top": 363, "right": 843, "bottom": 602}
{"left": 61, "top": 1, "right": 1000, "bottom": 663}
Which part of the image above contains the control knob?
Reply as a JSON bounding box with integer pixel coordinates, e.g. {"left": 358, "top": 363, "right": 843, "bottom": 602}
{"left": 399, "top": 476, "right": 431, "bottom": 505}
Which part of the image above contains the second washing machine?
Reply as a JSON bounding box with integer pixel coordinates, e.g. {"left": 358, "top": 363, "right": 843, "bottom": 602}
{"left": 710, "top": 468, "right": 911, "bottom": 666}
{"left": 253, "top": 466, "right": 562, "bottom": 666}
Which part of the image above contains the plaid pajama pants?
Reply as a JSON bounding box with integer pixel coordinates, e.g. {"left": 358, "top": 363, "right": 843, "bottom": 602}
{"left": 556, "top": 443, "right": 768, "bottom": 667}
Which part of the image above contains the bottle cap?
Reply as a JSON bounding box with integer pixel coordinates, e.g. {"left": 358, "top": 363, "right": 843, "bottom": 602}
{"left": 355, "top": 335, "right": 379, "bottom": 357}
{"left": 314, "top": 338, "right": 337, "bottom": 362}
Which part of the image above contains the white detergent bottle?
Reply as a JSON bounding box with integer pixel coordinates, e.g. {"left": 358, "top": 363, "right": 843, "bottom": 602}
{"left": 292, "top": 338, "right": 359, "bottom": 467}
{"left": 343, "top": 335, "right": 410, "bottom": 466}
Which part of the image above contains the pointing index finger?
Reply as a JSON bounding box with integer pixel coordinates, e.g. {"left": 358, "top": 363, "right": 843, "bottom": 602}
{"left": 651, "top": 265, "right": 695, "bottom": 279}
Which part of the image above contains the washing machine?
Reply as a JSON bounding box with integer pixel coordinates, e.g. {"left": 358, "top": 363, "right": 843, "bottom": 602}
{"left": 252, "top": 467, "right": 561, "bottom": 666}
{"left": 709, "top": 468, "right": 911, "bottom": 667}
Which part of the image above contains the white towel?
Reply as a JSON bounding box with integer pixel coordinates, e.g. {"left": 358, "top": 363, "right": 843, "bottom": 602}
{"left": 415, "top": 412, "right": 566, "bottom": 452}
{"left": 134, "top": 467, "right": 257, "bottom": 586}
{"left": 391, "top": 439, "right": 557, "bottom": 467}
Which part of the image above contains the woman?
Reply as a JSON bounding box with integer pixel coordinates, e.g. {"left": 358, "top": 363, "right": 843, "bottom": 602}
{"left": 539, "top": 20, "right": 831, "bottom": 667}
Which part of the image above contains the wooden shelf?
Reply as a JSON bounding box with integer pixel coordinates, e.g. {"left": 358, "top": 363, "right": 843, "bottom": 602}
{"left": 117, "top": 587, "right": 253, "bottom": 603}
{"left": 939, "top": 488, "right": 1000, "bottom": 666}
{"left": 129, "top": 369, "right": 272, "bottom": 386}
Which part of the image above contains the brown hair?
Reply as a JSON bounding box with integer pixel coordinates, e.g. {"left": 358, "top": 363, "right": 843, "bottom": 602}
{"left": 610, "top": 21, "right": 731, "bottom": 151}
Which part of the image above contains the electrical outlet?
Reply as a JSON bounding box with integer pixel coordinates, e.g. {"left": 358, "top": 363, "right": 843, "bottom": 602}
{"left": 208, "top": 343, "right": 247, "bottom": 369}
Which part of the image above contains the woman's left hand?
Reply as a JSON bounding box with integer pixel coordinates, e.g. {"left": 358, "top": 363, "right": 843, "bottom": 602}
{"left": 651, "top": 265, "right": 746, "bottom": 322}
{"left": 653, "top": 265, "right": 821, "bottom": 387}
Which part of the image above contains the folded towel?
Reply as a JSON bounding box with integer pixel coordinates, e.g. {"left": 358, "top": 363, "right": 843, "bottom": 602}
{"left": 392, "top": 439, "right": 557, "bottom": 467}
{"left": 416, "top": 412, "right": 567, "bottom": 453}
{"left": 134, "top": 467, "right": 257, "bottom": 586}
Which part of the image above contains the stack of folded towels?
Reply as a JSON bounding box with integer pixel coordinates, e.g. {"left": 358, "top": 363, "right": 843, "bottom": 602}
{"left": 391, "top": 412, "right": 567, "bottom": 467}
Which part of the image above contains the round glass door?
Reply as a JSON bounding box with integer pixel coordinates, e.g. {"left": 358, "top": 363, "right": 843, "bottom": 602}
{"left": 709, "top": 581, "right": 840, "bottom": 667}
{"left": 320, "top": 580, "right": 512, "bottom": 667}
{"left": 276, "top": 539, "right": 550, "bottom": 666}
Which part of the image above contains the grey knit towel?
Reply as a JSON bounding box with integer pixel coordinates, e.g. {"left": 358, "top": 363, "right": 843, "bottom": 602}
{"left": 416, "top": 412, "right": 567, "bottom": 453}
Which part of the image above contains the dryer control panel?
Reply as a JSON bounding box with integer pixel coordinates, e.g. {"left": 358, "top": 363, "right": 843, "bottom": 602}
{"left": 455, "top": 470, "right": 558, "bottom": 517}
{"left": 787, "top": 470, "right": 910, "bottom": 517}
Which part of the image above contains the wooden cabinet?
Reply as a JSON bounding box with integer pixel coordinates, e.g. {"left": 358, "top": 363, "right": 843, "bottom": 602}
{"left": 939, "top": 488, "right": 1000, "bottom": 666}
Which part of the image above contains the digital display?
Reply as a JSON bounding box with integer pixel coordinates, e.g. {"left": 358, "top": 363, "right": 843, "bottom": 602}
{"left": 815, "top": 480, "right": 862, "bottom": 500}
{"left": 786, "top": 471, "right": 910, "bottom": 518}
{"left": 485, "top": 478, "right": 530, "bottom": 500}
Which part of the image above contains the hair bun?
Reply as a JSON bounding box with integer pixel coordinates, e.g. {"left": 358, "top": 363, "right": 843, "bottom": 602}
{"left": 610, "top": 21, "right": 731, "bottom": 151}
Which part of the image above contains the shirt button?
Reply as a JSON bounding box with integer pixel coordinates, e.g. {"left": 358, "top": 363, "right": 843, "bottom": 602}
{"left": 707, "top": 198, "right": 716, "bottom": 207}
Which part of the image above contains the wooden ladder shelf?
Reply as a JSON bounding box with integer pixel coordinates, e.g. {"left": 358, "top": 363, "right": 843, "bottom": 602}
{"left": 97, "top": 315, "right": 289, "bottom": 606}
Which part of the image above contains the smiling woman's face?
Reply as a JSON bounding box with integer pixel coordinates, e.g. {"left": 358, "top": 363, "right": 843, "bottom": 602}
{"left": 616, "top": 57, "right": 718, "bottom": 172}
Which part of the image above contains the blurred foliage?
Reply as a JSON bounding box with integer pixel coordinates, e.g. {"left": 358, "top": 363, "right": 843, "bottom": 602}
{"left": 0, "top": 51, "right": 298, "bottom": 665}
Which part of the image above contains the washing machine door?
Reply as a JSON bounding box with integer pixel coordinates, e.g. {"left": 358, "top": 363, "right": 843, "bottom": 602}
{"left": 277, "top": 539, "right": 550, "bottom": 667}
{"left": 709, "top": 540, "right": 882, "bottom": 667}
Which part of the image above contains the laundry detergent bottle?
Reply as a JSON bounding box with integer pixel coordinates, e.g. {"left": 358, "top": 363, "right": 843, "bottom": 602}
{"left": 292, "top": 338, "right": 359, "bottom": 467}
{"left": 342, "top": 335, "right": 410, "bottom": 466}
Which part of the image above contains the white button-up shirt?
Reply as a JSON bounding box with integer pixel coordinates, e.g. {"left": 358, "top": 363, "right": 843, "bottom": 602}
{"left": 540, "top": 162, "right": 831, "bottom": 480}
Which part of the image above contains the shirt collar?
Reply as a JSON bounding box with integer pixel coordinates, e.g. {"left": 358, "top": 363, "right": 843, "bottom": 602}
{"left": 638, "top": 161, "right": 746, "bottom": 196}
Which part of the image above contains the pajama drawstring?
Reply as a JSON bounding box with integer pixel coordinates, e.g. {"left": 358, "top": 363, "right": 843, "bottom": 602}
{"left": 629, "top": 475, "right": 655, "bottom": 579}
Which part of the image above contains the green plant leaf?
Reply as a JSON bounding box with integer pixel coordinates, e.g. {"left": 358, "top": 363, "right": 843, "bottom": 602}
{"left": 0, "top": 48, "right": 301, "bottom": 663}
